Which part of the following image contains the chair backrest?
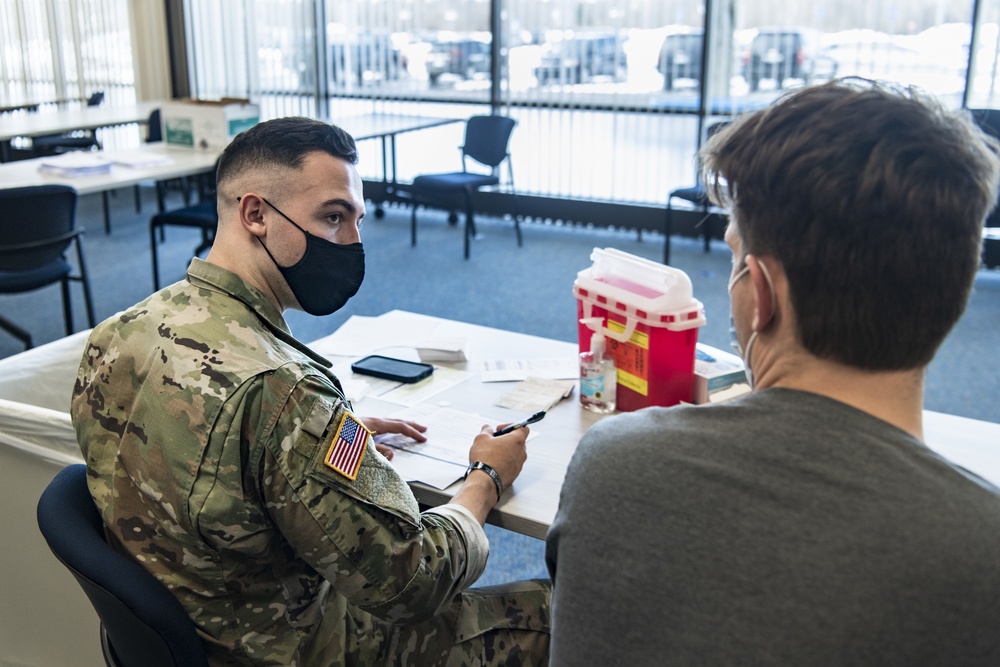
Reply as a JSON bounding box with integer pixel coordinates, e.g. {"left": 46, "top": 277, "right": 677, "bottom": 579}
{"left": 0, "top": 185, "right": 77, "bottom": 272}
{"left": 693, "top": 120, "right": 731, "bottom": 186}
{"left": 462, "top": 114, "right": 517, "bottom": 169}
{"left": 971, "top": 109, "right": 1000, "bottom": 228}
{"left": 147, "top": 108, "right": 163, "bottom": 142}
{"left": 36, "top": 465, "right": 209, "bottom": 667}
{"left": 87, "top": 91, "right": 105, "bottom": 107}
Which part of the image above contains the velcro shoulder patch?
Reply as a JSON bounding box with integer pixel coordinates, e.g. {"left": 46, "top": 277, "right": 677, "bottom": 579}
{"left": 322, "top": 410, "right": 371, "bottom": 481}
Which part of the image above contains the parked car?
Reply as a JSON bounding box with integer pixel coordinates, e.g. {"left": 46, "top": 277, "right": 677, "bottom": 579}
{"left": 534, "top": 32, "right": 626, "bottom": 85}
{"left": 425, "top": 37, "right": 492, "bottom": 86}
{"left": 330, "top": 33, "right": 406, "bottom": 86}
{"left": 745, "top": 27, "right": 834, "bottom": 91}
{"left": 658, "top": 30, "right": 703, "bottom": 91}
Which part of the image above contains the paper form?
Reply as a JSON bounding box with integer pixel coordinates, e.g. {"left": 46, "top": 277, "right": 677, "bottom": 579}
{"left": 479, "top": 357, "right": 578, "bottom": 382}
{"left": 375, "top": 404, "right": 538, "bottom": 489}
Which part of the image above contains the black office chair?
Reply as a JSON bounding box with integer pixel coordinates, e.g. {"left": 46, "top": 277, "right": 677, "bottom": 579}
{"left": 150, "top": 161, "right": 219, "bottom": 290}
{"left": 37, "top": 464, "right": 209, "bottom": 667}
{"left": 0, "top": 185, "right": 95, "bottom": 349}
{"left": 408, "top": 114, "right": 522, "bottom": 259}
{"left": 32, "top": 91, "right": 106, "bottom": 156}
{"left": 663, "top": 120, "right": 730, "bottom": 265}
{"left": 969, "top": 109, "right": 1000, "bottom": 269}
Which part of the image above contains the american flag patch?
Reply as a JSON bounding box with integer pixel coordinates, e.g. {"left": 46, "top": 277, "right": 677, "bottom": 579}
{"left": 323, "top": 411, "right": 371, "bottom": 480}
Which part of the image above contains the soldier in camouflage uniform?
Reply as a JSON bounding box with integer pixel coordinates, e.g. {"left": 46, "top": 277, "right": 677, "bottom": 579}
{"left": 71, "top": 117, "right": 550, "bottom": 666}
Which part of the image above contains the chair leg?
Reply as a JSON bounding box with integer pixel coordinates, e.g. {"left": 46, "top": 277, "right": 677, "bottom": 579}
{"left": 61, "top": 278, "right": 74, "bottom": 335}
{"left": 463, "top": 190, "right": 474, "bottom": 260}
{"left": 410, "top": 202, "right": 419, "bottom": 247}
{"left": 0, "top": 313, "right": 33, "bottom": 349}
{"left": 664, "top": 199, "right": 674, "bottom": 265}
{"left": 75, "top": 238, "right": 96, "bottom": 328}
{"left": 507, "top": 162, "right": 523, "bottom": 247}
{"left": 134, "top": 184, "right": 142, "bottom": 213}
{"left": 102, "top": 191, "right": 111, "bottom": 234}
{"left": 702, "top": 204, "right": 711, "bottom": 253}
{"left": 151, "top": 221, "right": 161, "bottom": 291}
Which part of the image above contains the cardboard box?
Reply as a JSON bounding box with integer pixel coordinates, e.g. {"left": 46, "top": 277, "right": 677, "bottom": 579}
{"left": 693, "top": 343, "right": 747, "bottom": 404}
{"left": 160, "top": 98, "right": 259, "bottom": 151}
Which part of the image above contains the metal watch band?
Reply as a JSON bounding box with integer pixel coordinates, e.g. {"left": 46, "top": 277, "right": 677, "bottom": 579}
{"left": 464, "top": 461, "right": 504, "bottom": 501}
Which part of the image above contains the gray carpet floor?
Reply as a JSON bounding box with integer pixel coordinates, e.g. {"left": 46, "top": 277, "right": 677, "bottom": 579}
{"left": 3, "top": 184, "right": 999, "bottom": 585}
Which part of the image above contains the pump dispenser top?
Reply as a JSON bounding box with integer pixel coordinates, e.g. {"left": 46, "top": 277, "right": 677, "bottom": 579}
{"left": 579, "top": 317, "right": 616, "bottom": 414}
{"left": 582, "top": 317, "right": 606, "bottom": 360}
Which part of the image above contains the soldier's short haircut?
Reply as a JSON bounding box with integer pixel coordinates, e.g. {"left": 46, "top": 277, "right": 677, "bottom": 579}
{"left": 702, "top": 78, "right": 1000, "bottom": 371}
{"left": 216, "top": 116, "right": 359, "bottom": 188}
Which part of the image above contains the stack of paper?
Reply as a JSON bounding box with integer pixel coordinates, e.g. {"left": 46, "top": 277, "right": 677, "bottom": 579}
{"left": 38, "top": 152, "right": 112, "bottom": 177}
{"left": 105, "top": 150, "right": 175, "bottom": 168}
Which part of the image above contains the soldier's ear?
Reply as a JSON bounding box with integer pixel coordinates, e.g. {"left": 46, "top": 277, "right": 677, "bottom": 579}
{"left": 236, "top": 194, "right": 267, "bottom": 238}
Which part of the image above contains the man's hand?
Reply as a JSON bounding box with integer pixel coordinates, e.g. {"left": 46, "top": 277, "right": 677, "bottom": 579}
{"left": 469, "top": 423, "right": 529, "bottom": 490}
{"left": 361, "top": 416, "right": 427, "bottom": 461}
{"left": 451, "top": 423, "right": 530, "bottom": 526}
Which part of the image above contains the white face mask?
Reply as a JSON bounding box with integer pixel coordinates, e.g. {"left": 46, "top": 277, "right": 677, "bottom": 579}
{"left": 727, "top": 260, "right": 774, "bottom": 389}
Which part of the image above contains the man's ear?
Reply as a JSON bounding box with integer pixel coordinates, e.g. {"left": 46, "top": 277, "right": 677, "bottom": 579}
{"left": 745, "top": 254, "right": 778, "bottom": 332}
{"left": 237, "top": 193, "right": 267, "bottom": 238}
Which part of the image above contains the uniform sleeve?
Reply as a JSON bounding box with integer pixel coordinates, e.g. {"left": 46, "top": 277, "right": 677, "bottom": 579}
{"left": 255, "top": 372, "right": 486, "bottom": 626}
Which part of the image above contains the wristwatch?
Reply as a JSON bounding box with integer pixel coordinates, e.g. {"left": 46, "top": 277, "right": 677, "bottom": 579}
{"left": 464, "top": 461, "right": 504, "bottom": 501}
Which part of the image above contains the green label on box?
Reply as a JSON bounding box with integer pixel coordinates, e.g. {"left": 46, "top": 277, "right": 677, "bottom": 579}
{"left": 164, "top": 118, "right": 194, "bottom": 147}
{"left": 228, "top": 116, "right": 258, "bottom": 137}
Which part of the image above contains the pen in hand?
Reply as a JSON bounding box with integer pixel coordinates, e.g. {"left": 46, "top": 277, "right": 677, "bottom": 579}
{"left": 493, "top": 410, "right": 546, "bottom": 436}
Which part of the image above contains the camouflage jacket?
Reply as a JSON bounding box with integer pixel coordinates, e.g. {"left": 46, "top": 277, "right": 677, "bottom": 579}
{"left": 71, "top": 259, "right": 492, "bottom": 666}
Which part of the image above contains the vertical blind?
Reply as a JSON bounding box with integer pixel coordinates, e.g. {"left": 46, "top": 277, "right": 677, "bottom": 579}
{"left": 0, "top": 0, "right": 135, "bottom": 108}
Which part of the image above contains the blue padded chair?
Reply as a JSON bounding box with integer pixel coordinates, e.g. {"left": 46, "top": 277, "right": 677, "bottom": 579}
{"left": 970, "top": 108, "right": 1000, "bottom": 269}
{"left": 0, "top": 185, "right": 94, "bottom": 349}
{"left": 663, "top": 120, "right": 730, "bottom": 265}
{"left": 36, "top": 464, "right": 209, "bottom": 667}
{"left": 408, "top": 114, "right": 522, "bottom": 259}
{"left": 150, "top": 160, "right": 219, "bottom": 290}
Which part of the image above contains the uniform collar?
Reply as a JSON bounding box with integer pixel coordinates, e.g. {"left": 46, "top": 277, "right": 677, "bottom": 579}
{"left": 185, "top": 258, "right": 333, "bottom": 369}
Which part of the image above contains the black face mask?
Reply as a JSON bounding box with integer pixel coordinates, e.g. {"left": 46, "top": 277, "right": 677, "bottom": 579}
{"left": 255, "top": 197, "right": 365, "bottom": 316}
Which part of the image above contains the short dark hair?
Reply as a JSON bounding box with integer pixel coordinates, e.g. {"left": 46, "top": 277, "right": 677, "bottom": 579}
{"left": 216, "top": 116, "right": 358, "bottom": 187}
{"left": 703, "top": 78, "right": 1000, "bottom": 370}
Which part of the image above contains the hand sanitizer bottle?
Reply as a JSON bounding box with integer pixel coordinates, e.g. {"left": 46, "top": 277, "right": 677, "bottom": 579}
{"left": 579, "top": 318, "right": 617, "bottom": 414}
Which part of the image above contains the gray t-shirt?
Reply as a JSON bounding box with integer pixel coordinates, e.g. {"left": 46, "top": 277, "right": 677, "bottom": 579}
{"left": 546, "top": 388, "right": 1000, "bottom": 666}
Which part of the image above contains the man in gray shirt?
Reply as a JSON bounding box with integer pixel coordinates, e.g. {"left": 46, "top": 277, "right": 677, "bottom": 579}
{"left": 546, "top": 79, "right": 1000, "bottom": 666}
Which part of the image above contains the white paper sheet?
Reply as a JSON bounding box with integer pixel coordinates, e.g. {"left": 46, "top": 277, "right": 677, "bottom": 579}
{"left": 308, "top": 313, "right": 440, "bottom": 358}
{"left": 375, "top": 404, "right": 538, "bottom": 489}
{"left": 479, "top": 357, "right": 578, "bottom": 382}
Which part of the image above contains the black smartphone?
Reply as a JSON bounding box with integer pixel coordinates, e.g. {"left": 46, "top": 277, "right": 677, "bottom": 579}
{"left": 351, "top": 355, "right": 434, "bottom": 384}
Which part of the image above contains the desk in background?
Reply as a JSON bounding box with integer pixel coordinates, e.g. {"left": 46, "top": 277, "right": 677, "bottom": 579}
{"left": 0, "top": 141, "right": 218, "bottom": 233}
{"left": 0, "top": 100, "right": 159, "bottom": 143}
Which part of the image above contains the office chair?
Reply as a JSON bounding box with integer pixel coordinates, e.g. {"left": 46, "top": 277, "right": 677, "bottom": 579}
{"left": 663, "top": 120, "right": 730, "bottom": 265}
{"left": 37, "top": 464, "right": 209, "bottom": 667}
{"left": 32, "top": 91, "right": 106, "bottom": 156}
{"left": 0, "top": 185, "right": 95, "bottom": 349}
{"left": 150, "top": 161, "right": 219, "bottom": 290}
{"left": 407, "top": 114, "right": 522, "bottom": 259}
{"left": 969, "top": 109, "right": 1000, "bottom": 269}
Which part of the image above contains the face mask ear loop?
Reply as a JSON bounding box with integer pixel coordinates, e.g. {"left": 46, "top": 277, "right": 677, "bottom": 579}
{"left": 756, "top": 259, "right": 777, "bottom": 328}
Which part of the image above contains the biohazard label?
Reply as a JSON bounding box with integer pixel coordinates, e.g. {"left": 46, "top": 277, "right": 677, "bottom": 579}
{"left": 605, "top": 320, "right": 650, "bottom": 396}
